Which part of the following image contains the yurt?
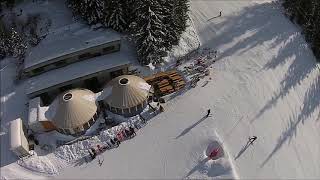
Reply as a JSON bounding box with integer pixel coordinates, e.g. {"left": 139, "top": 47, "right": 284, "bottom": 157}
{"left": 101, "top": 75, "right": 151, "bottom": 117}
{"left": 46, "top": 88, "right": 99, "bottom": 136}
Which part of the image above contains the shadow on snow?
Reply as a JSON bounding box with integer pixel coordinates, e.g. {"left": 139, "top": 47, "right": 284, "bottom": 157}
{"left": 193, "top": 2, "right": 320, "bottom": 168}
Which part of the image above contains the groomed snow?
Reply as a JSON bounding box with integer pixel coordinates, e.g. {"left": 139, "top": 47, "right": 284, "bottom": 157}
{"left": 57, "top": 0, "right": 320, "bottom": 179}
{"left": 1, "top": 0, "right": 320, "bottom": 179}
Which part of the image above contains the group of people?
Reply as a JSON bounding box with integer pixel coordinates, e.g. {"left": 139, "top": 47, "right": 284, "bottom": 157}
{"left": 116, "top": 126, "right": 136, "bottom": 141}
{"left": 88, "top": 126, "right": 136, "bottom": 161}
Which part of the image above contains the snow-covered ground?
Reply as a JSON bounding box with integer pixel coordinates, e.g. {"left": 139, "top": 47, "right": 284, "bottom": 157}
{"left": 1, "top": 0, "right": 320, "bottom": 179}
{"left": 0, "top": 58, "right": 46, "bottom": 179}
{"left": 56, "top": 0, "right": 320, "bottom": 179}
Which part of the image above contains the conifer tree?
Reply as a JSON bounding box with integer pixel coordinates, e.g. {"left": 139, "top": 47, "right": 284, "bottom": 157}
{"left": 69, "top": 0, "right": 105, "bottom": 25}
{"left": 104, "top": 0, "right": 127, "bottom": 32}
{"left": 0, "top": 27, "right": 27, "bottom": 59}
{"left": 283, "top": 0, "right": 320, "bottom": 60}
{"left": 132, "top": 0, "right": 168, "bottom": 64}
{"left": 67, "top": 0, "right": 190, "bottom": 65}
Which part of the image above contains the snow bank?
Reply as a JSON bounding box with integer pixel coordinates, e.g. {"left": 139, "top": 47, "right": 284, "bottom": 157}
{"left": 54, "top": 115, "right": 143, "bottom": 163}
{"left": 185, "top": 131, "right": 237, "bottom": 179}
{"left": 17, "top": 153, "right": 60, "bottom": 176}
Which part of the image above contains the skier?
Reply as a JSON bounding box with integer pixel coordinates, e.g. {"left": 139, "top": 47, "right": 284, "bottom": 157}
{"left": 105, "top": 141, "right": 111, "bottom": 149}
{"left": 88, "top": 148, "right": 96, "bottom": 160}
{"left": 117, "top": 130, "right": 124, "bottom": 141}
{"left": 140, "top": 114, "right": 147, "bottom": 124}
{"left": 219, "top": 11, "right": 222, "bottom": 17}
{"left": 98, "top": 156, "right": 104, "bottom": 166}
{"left": 109, "top": 138, "right": 116, "bottom": 147}
{"left": 114, "top": 137, "right": 121, "bottom": 146}
{"left": 110, "top": 137, "right": 119, "bottom": 147}
{"left": 129, "top": 126, "right": 136, "bottom": 137}
{"left": 206, "top": 109, "right": 211, "bottom": 117}
{"left": 96, "top": 144, "right": 103, "bottom": 153}
{"left": 124, "top": 128, "right": 130, "bottom": 138}
{"left": 248, "top": 136, "right": 257, "bottom": 145}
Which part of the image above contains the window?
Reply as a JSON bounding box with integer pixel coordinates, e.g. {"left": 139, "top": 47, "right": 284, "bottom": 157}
{"left": 110, "top": 69, "right": 123, "bottom": 79}
{"left": 74, "top": 126, "right": 84, "bottom": 133}
{"left": 106, "top": 103, "right": 111, "bottom": 110}
{"left": 78, "top": 53, "right": 92, "bottom": 60}
{"left": 88, "top": 118, "right": 95, "bottom": 126}
{"left": 83, "top": 122, "right": 90, "bottom": 130}
{"left": 130, "top": 106, "right": 136, "bottom": 114}
{"left": 54, "top": 60, "right": 68, "bottom": 67}
{"left": 116, "top": 108, "right": 122, "bottom": 114}
{"left": 111, "top": 106, "right": 117, "bottom": 112}
{"left": 102, "top": 46, "right": 115, "bottom": 54}
{"left": 93, "top": 112, "right": 98, "bottom": 120}
{"left": 92, "top": 52, "right": 102, "bottom": 57}
{"left": 64, "top": 129, "right": 71, "bottom": 135}
{"left": 31, "top": 67, "right": 44, "bottom": 74}
{"left": 56, "top": 128, "right": 63, "bottom": 134}
{"left": 137, "top": 104, "right": 143, "bottom": 111}
{"left": 124, "top": 108, "right": 130, "bottom": 114}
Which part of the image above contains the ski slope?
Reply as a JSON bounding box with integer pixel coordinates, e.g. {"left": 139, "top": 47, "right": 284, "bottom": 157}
{"left": 57, "top": 0, "right": 320, "bottom": 179}
{"left": 1, "top": 0, "right": 319, "bottom": 179}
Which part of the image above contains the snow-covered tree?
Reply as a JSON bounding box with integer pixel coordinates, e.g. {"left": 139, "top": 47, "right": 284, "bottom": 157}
{"left": 0, "top": 27, "right": 27, "bottom": 59}
{"left": 123, "top": 0, "right": 138, "bottom": 32}
{"left": 132, "top": 0, "right": 168, "bottom": 64}
{"left": 67, "top": 0, "right": 190, "bottom": 65}
{"left": 283, "top": 0, "right": 320, "bottom": 60}
{"left": 158, "top": 0, "right": 175, "bottom": 49}
{"left": 173, "top": 0, "right": 189, "bottom": 36}
{"left": 103, "top": 0, "right": 127, "bottom": 32}
{"left": 157, "top": 0, "right": 189, "bottom": 50}
{"left": 68, "top": 0, "right": 105, "bottom": 25}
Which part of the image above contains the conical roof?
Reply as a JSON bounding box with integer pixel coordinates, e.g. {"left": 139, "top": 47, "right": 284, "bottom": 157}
{"left": 102, "top": 75, "right": 151, "bottom": 109}
{"left": 46, "top": 88, "right": 97, "bottom": 129}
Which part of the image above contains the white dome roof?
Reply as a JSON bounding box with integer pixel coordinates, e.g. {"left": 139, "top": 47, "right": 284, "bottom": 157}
{"left": 46, "top": 89, "right": 97, "bottom": 129}
{"left": 102, "top": 75, "right": 151, "bottom": 109}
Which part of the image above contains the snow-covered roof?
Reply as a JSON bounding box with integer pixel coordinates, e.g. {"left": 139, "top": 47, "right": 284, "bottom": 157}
{"left": 24, "top": 24, "right": 121, "bottom": 70}
{"left": 26, "top": 50, "right": 131, "bottom": 97}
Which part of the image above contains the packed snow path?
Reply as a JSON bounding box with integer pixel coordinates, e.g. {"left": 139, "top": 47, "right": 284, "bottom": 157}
{"left": 58, "top": 1, "right": 320, "bottom": 179}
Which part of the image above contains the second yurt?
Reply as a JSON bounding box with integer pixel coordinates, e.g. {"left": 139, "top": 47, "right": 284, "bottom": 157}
{"left": 101, "top": 75, "right": 151, "bottom": 117}
{"left": 46, "top": 88, "right": 99, "bottom": 136}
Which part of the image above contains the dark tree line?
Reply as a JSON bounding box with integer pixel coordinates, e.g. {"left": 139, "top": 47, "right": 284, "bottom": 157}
{"left": 283, "top": 0, "right": 320, "bottom": 61}
{"left": 68, "top": 0, "right": 189, "bottom": 65}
